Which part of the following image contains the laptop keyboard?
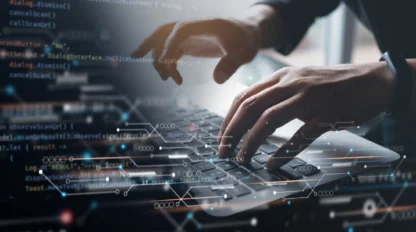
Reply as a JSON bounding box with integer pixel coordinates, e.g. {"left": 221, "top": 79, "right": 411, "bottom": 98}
{"left": 145, "top": 104, "right": 320, "bottom": 200}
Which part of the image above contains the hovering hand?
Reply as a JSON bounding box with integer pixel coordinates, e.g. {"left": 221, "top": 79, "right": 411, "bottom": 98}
{"left": 131, "top": 19, "right": 260, "bottom": 84}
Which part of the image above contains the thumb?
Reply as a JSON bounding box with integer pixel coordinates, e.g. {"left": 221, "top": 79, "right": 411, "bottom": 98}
{"left": 213, "top": 54, "right": 245, "bottom": 84}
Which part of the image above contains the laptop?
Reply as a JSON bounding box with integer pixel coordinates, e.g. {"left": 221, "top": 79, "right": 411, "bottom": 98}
{"left": 135, "top": 57, "right": 400, "bottom": 217}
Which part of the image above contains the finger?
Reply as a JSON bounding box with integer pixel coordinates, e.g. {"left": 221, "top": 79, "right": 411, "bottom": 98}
{"left": 218, "top": 83, "right": 296, "bottom": 157}
{"left": 164, "top": 48, "right": 184, "bottom": 85}
{"left": 152, "top": 48, "right": 169, "bottom": 80}
{"left": 132, "top": 37, "right": 154, "bottom": 58}
{"left": 131, "top": 23, "right": 174, "bottom": 58}
{"left": 266, "top": 119, "right": 329, "bottom": 170}
{"left": 213, "top": 54, "right": 246, "bottom": 84}
{"left": 160, "top": 20, "right": 222, "bottom": 61}
{"left": 217, "top": 68, "right": 289, "bottom": 144}
{"left": 168, "top": 66, "right": 183, "bottom": 85}
{"left": 235, "top": 95, "right": 308, "bottom": 163}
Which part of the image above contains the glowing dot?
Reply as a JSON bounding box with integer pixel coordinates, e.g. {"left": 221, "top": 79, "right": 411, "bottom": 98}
{"left": 327, "top": 142, "right": 330, "bottom": 145}
{"left": 286, "top": 150, "right": 289, "bottom": 153}
{"left": 336, "top": 130, "right": 339, "bottom": 133}
{"left": 118, "top": 164, "right": 123, "bottom": 169}
{"left": 348, "top": 227, "right": 354, "bottom": 232}
{"left": 83, "top": 151, "right": 92, "bottom": 160}
{"left": 72, "top": 59, "right": 80, "bottom": 66}
{"left": 43, "top": 46, "right": 52, "bottom": 54}
{"left": 404, "top": 181, "right": 408, "bottom": 187}
{"left": 61, "top": 192, "right": 67, "bottom": 198}
{"left": 105, "top": 177, "right": 109, "bottom": 182}
{"left": 273, "top": 191, "right": 277, "bottom": 195}
{"left": 121, "top": 113, "right": 129, "bottom": 121}
{"left": 390, "top": 173, "right": 394, "bottom": 177}
{"left": 5, "top": 84, "right": 15, "bottom": 96}
{"left": 38, "top": 170, "right": 43, "bottom": 175}
{"left": 159, "top": 146, "right": 162, "bottom": 150}
{"left": 224, "top": 194, "right": 227, "bottom": 199}
{"left": 364, "top": 165, "right": 367, "bottom": 169}
{"left": 347, "top": 171, "right": 350, "bottom": 175}
{"left": 288, "top": 201, "right": 291, "bottom": 205}
{"left": 120, "top": 144, "right": 126, "bottom": 150}
{"left": 205, "top": 144, "right": 208, "bottom": 148}
{"left": 210, "top": 159, "right": 214, "bottom": 163}
{"left": 357, "top": 126, "right": 360, "bottom": 129}
{"left": 249, "top": 76, "right": 253, "bottom": 80}
{"left": 250, "top": 217, "right": 258, "bottom": 227}
{"left": 90, "top": 201, "right": 98, "bottom": 209}
{"left": 317, "top": 166, "right": 321, "bottom": 170}
{"left": 329, "top": 211, "right": 335, "bottom": 219}
{"left": 404, "top": 155, "right": 407, "bottom": 159}
{"left": 349, "top": 148, "right": 353, "bottom": 152}
{"left": 117, "top": 128, "right": 120, "bottom": 132}
{"left": 60, "top": 210, "right": 74, "bottom": 225}
{"left": 186, "top": 212, "right": 193, "bottom": 219}
{"left": 172, "top": 173, "right": 176, "bottom": 177}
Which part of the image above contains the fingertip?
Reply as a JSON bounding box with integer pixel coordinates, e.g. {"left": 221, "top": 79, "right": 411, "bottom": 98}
{"left": 214, "top": 70, "right": 228, "bottom": 84}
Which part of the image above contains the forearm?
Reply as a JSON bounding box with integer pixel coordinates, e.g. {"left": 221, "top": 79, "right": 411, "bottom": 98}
{"left": 242, "top": 4, "right": 288, "bottom": 49}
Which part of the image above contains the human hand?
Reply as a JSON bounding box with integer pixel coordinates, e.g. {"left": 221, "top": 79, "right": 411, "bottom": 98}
{"left": 217, "top": 62, "right": 396, "bottom": 170}
{"left": 131, "top": 18, "right": 260, "bottom": 85}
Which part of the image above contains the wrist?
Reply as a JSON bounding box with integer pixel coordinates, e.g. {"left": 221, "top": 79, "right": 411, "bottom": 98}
{"left": 371, "top": 62, "right": 396, "bottom": 112}
{"left": 242, "top": 5, "right": 287, "bottom": 49}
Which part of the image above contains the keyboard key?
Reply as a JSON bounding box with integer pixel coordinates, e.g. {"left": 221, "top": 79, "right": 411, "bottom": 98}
{"left": 240, "top": 175, "right": 267, "bottom": 191}
{"left": 189, "top": 108, "right": 207, "bottom": 114}
{"left": 193, "top": 120, "right": 211, "bottom": 127}
{"left": 228, "top": 168, "right": 250, "bottom": 179}
{"left": 253, "top": 154, "right": 270, "bottom": 164}
{"left": 190, "top": 116, "right": 205, "bottom": 122}
{"left": 205, "top": 155, "right": 226, "bottom": 163}
{"left": 193, "top": 162, "right": 216, "bottom": 172}
{"left": 200, "top": 137, "right": 217, "bottom": 144}
{"left": 179, "top": 111, "right": 193, "bottom": 117}
{"left": 189, "top": 187, "right": 215, "bottom": 198}
{"left": 210, "top": 130, "right": 220, "bottom": 137}
{"left": 217, "top": 177, "right": 239, "bottom": 186}
{"left": 286, "top": 158, "right": 307, "bottom": 168}
{"left": 197, "top": 147, "right": 216, "bottom": 156}
{"left": 242, "top": 162, "right": 264, "bottom": 171}
{"left": 188, "top": 154, "right": 205, "bottom": 163}
{"left": 173, "top": 148, "right": 194, "bottom": 156}
{"left": 214, "top": 190, "right": 233, "bottom": 201}
{"left": 295, "top": 164, "right": 320, "bottom": 176}
{"left": 259, "top": 144, "right": 279, "bottom": 154}
{"left": 186, "top": 141, "right": 206, "bottom": 149}
{"left": 280, "top": 165, "right": 303, "bottom": 179}
{"left": 229, "top": 185, "right": 251, "bottom": 197}
{"left": 255, "top": 169, "right": 280, "bottom": 182}
{"left": 196, "top": 131, "right": 210, "bottom": 138}
{"left": 181, "top": 124, "right": 200, "bottom": 133}
{"left": 175, "top": 121, "right": 191, "bottom": 127}
{"left": 216, "top": 162, "right": 238, "bottom": 171}
{"left": 217, "top": 149, "right": 239, "bottom": 157}
{"left": 199, "top": 112, "right": 217, "bottom": 119}
{"left": 209, "top": 117, "right": 224, "bottom": 127}
{"left": 201, "top": 125, "right": 220, "bottom": 133}
{"left": 205, "top": 169, "right": 227, "bottom": 180}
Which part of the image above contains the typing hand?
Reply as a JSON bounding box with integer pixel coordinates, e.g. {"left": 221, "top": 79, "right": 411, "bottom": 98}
{"left": 217, "top": 63, "right": 395, "bottom": 170}
{"left": 131, "top": 19, "right": 260, "bottom": 85}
